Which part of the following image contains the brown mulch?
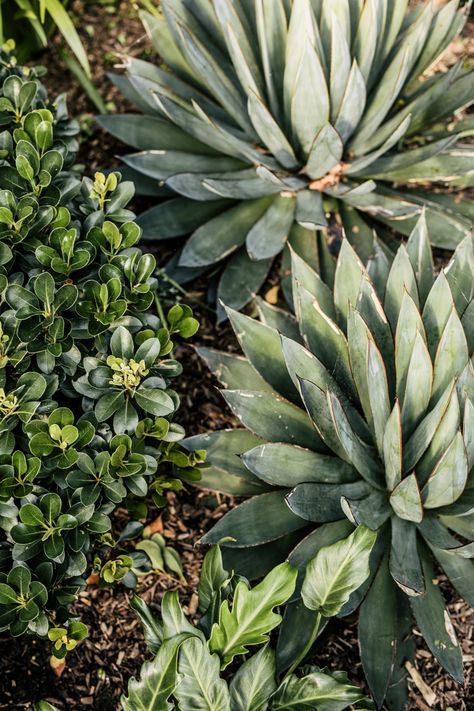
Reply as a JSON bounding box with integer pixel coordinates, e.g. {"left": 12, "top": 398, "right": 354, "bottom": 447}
{"left": 1, "top": 2, "right": 474, "bottom": 709}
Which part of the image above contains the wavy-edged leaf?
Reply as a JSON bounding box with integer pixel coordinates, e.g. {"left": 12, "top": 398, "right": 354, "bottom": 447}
{"left": 209, "top": 561, "right": 297, "bottom": 667}
{"left": 121, "top": 636, "right": 181, "bottom": 711}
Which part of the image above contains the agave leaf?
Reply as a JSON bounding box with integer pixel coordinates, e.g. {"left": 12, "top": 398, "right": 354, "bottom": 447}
{"left": 287, "top": 481, "right": 370, "bottom": 524}
{"left": 242, "top": 443, "right": 356, "bottom": 488}
{"left": 405, "top": 212, "right": 435, "bottom": 306}
{"left": 121, "top": 636, "right": 181, "bottom": 711}
{"left": 246, "top": 195, "right": 296, "bottom": 261}
{"left": 214, "top": 0, "right": 264, "bottom": 97}
{"left": 294, "top": 284, "right": 356, "bottom": 401}
{"left": 352, "top": 0, "right": 378, "bottom": 83}
{"left": 295, "top": 190, "right": 327, "bottom": 230}
{"left": 422, "top": 433, "right": 468, "bottom": 509}
{"left": 179, "top": 196, "right": 273, "bottom": 267}
{"left": 298, "top": 377, "right": 352, "bottom": 463}
{"left": 463, "top": 398, "right": 474, "bottom": 470}
{"left": 365, "top": 61, "right": 460, "bottom": 151}
{"left": 226, "top": 307, "right": 297, "bottom": 402}
{"left": 255, "top": 0, "right": 287, "bottom": 121}
{"left": 276, "top": 598, "right": 327, "bottom": 676}
{"left": 291, "top": 251, "right": 335, "bottom": 319}
{"left": 410, "top": 550, "right": 463, "bottom": 684}
{"left": 196, "top": 347, "right": 273, "bottom": 392}
{"left": 97, "top": 114, "right": 213, "bottom": 153}
{"left": 384, "top": 245, "right": 419, "bottom": 330}
{"left": 283, "top": 0, "right": 325, "bottom": 123}
{"left": 173, "top": 23, "right": 253, "bottom": 135}
{"left": 155, "top": 95, "right": 270, "bottom": 166}
{"left": 327, "top": 390, "right": 384, "bottom": 489}
{"left": 140, "top": 9, "right": 199, "bottom": 81}
{"left": 347, "top": 310, "right": 381, "bottom": 433}
{"left": 333, "top": 239, "right": 367, "bottom": 328}
{"left": 229, "top": 645, "right": 277, "bottom": 711}
{"left": 175, "top": 637, "right": 230, "bottom": 710}
{"left": 326, "top": 14, "right": 351, "bottom": 121}
{"left": 431, "top": 308, "right": 469, "bottom": 403}
{"left": 209, "top": 562, "right": 297, "bottom": 668}
{"left": 305, "top": 124, "right": 343, "bottom": 180}
{"left": 255, "top": 298, "right": 302, "bottom": 343}
{"left": 383, "top": 403, "right": 402, "bottom": 492}
{"left": 290, "top": 39, "right": 329, "bottom": 156}
{"left": 338, "top": 205, "right": 376, "bottom": 263}
{"left": 413, "top": 384, "right": 461, "bottom": 486}
{"left": 345, "top": 114, "right": 411, "bottom": 176}
{"left": 137, "top": 198, "right": 230, "bottom": 240}
{"left": 248, "top": 92, "right": 299, "bottom": 170}
{"left": 359, "top": 136, "right": 456, "bottom": 181}
{"left": 221, "top": 531, "right": 305, "bottom": 582}
{"left": 358, "top": 552, "right": 413, "bottom": 709}
{"left": 400, "top": 331, "right": 433, "bottom": 436}
{"left": 201, "top": 491, "right": 308, "bottom": 547}
{"left": 334, "top": 59, "right": 366, "bottom": 142}
{"left": 301, "top": 524, "right": 377, "bottom": 617}
{"left": 204, "top": 172, "right": 284, "bottom": 200}
{"left": 366, "top": 339, "right": 391, "bottom": 456}
{"left": 444, "top": 235, "right": 474, "bottom": 316}
{"left": 422, "top": 271, "right": 456, "bottom": 357}
{"left": 408, "top": 1, "right": 466, "bottom": 87}
{"left": 122, "top": 150, "right": 245, "bottom": 182}
{"left": 217, "top": 249, "right": 272, "bottom": 320}
{"left": 389, "top": 473, "right": 423, "bottom": 524}
{"left": 389, "top": 517, "right": 425, "bottom": 596}
{"left": 353, "top": 3, "right": 434, "bottom": 148}
{"left": 341, "top": 491, "right": 391, "bottom": 531}
{"left": 431, "top": 545, "right": 474, "bottom": 607}
{"left": 222, "top": 389, "right": 319, "bottom": 450}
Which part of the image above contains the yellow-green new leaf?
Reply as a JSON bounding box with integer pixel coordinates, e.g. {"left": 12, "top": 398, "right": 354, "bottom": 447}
{"left": 301, "top": 525, "right": 377, "bottom": 617}
{"left": 209, "top": 561, "right": 297, "bottom": 668}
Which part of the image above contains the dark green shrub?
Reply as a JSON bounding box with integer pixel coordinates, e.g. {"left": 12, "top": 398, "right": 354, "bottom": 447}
{"left": 0, "top": 53, "right": 202, "bottom": 657}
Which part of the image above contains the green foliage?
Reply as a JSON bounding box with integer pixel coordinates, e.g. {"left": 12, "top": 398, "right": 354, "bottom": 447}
{"left": 122, "top": 546, "right": 371, "bottom": 710}
{"left": 186, "top": 216, "right": 474, "bottom": 708}
{"left": 0, "top": 3, "right": 90, "bottom": 77}
{"left": 101, "top": 0, "right": 474, "bottom": 317}
{"left": 0, "top": 57, "right": 201, "bottom": 656}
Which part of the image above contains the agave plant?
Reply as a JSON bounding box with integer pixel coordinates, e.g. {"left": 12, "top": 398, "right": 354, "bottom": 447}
{"left": 101, "top": 0, "right": 474, "bottom": 316}
{"left": 184, "top": 216, "right": 474, "bottom": 708}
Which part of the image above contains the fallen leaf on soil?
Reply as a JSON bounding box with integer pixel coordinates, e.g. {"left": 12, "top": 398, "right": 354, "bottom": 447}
{"left": 50, "top": 656, "right": 66, "bottom": 678}
{"left": 406, "top": 661, "right": 437, "bottom": 707}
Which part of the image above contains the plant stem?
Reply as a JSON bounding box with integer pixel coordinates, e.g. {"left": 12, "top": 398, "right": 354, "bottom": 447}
{"left": 286, "top": 611, "right": 322, "bottom": 676}
{"left": 154, "top": 293, "right": 168, "bottom": 329}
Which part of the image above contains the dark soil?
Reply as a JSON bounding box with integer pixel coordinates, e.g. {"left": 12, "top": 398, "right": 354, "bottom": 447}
{"left": 1, "top": 2, "right": 474, "bottom": 709}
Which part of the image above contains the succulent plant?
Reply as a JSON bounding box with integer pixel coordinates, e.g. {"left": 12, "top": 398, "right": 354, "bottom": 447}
{"left": 184, "top": 217, "right": 474, "bottom": 708}
{"left": 122, "top": 539, "right": 374, "bottom": 710}
{"left": 0, "top": 59, "right": 202, "bottom": 655}
{"left": 101, "top": 0, "right": 474, "bottom": 316}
